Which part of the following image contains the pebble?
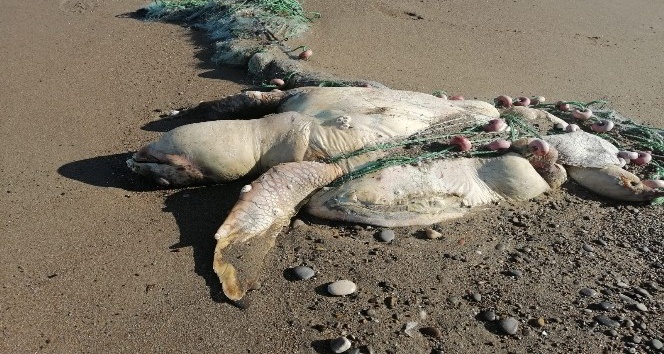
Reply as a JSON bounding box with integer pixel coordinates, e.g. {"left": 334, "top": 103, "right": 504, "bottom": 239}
{"left": 536, "top": 317, "right": 546, "bottom": 327}
{"left": 595, "top": 239, "right": 608, "bottom": 246}
{"left": 594, "top": 315, "right": 620, "bottom": 327}
{"left": 403, "top": 321, "right": 418, "bottom": 337}
{"left": 330, "top": 336, "right": 352, "bottom": 353}
{"left": 291, "top": 266, "right": 315, "bottom": 280}
{"left": 471, "top": 293, "right": 482, "bottom": 302}
{"left": 425, "top": 228, "right": 443, "bottom": 239}
{"left": 635, "top": 303, "right": 648, "bottom": 312}
{"left": 348, "top": 349, "right": 361, "bottom": 354}
{"left": 499, "top": 317, "right": 519, "bottom": 335}
{"left": 291, "top": 219, "right": 306, "bottom": 228}
{"left": 619, "top": 294, "right": 637, "bottom": 304}
{"left": 495, "top": 243, "right": 506, "bottom": 251}
{"left": 597, "top": 302, "right": 615, "bottom": 311}
{"left": 420, "top": 326, "right": 443, "bottom": 339}
{"left": 377, "top": 229, "right": 395, "bottom": 243}
{"left": 579, "top": 288, "right": 598, "bottom": 297}
{"left": 505, "top": 269, "right": 523, "bottom": 277}
{"left": 631, "top": 335, "right": 642, "bottom": 344}
{"left": 481, "top": 310, "right": 497, "bottom": 322}
{"left": 328, "top": 280, "right": 357, "bottom": 296}
{"left": 617, "top": 281, "right": 629, "bottom": 288}
{"left": 634, "top": 287, "right": 652, "bottom": 298}
{"left": 582, "top": 244, "right": 594, "bottom": 252}
{"left": 652, "top": 339, "right": 663, "bottom": 350}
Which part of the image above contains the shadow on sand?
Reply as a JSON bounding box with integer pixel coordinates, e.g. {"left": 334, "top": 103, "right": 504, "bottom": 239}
{"left": 58, "top": 152, "right": 252, "bottom": 305}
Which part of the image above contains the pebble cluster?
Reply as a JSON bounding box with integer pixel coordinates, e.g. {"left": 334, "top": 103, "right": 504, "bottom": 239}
{"left": 279, "top": 194, "right": 663, "bottom": 354}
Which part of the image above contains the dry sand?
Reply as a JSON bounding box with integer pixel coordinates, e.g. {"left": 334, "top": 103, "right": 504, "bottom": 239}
{"left": 1, "top": 0, "right": 663, "bottom": 353}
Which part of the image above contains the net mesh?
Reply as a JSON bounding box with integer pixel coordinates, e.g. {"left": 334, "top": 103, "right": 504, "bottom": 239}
{"left": 326, "top": 97, "right": 664, "bottom": 204}
{"left": 141, "top": 0, "right": 317, "bottom": 66}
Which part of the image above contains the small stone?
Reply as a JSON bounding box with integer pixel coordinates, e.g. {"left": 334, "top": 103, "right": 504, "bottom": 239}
{"left": 328, "top": 280, "right": 357, "bottom": 296}
{"left": 420, "top": 326, "right": 443, "bottom": 339}
{"left": 385, "top": 296, "right": 397, "bottom": 309}
{"left": 403, "top": 321, "right": 418, "bottom": 337}
{"left": 631, "top": 335, "right": 642, "bottom": 344}
{"left": 495, "top": 243, "right": 506, "bottom": 251}
{"left": 652, "top": 339, "right": 664, "bottom": 350}
{"left": 619, "top": 294, "right": 638, "bottom": 304}
{"left": 595, "top": 239, "right": 608, "bottom": 246}
{"left": 597, "top": 302, "right": 615, "bottom": 311}
{"left": 480, "top": 310, "right": 497, "bottom": 322}
{"left": 425, "top": 228, "right": 443, "bottom": 239}
{"left": 291, "top": 219, "right": 306, "bottom": 228}
{"left": 608, "top": 329, "right": 618, "bottom": 337}
{"left": 348, "top": 349, "right": 361, "bottom": 354}
{"left": 579, "top": 288, "right": 598, "bottom": 297}
{"left": 616, "top": 281, "right": 629, "bottom": 288}
{"left": 447, "top": 296, "right": 462, "bottom": 307}
{"left": 624, "top": 319, "right": 634, "bottom": 327}
{"left": 471, "top": 293, "right": 482, "bottom": 302}
{"left": 634, "top": 303, "right": 648, "bottom": 312}
{"left": 536, "top": 317, "right": 546, "bottom": 327}
{"left": 505, "top": 269, "right": 523, "bottom": 277}
{"left": 582, "top": 244, "right": 594, "bottom": 252}
{"left": 594, "top": 315, "right": 620, "bottom": 327}
{"left": 330, "top": 336, "right": 352, "bottom": 353}
{"left": 377, "top": 229, "right": 395, "bottom": 243}
{"left": 291, "top": 266, "right": 315, "bottom": 280}
{"left": 634, "top": 287, "right": 652, "bottom": 298}
{"left": 499, "top": 317, "right": 519, "bottom": 335}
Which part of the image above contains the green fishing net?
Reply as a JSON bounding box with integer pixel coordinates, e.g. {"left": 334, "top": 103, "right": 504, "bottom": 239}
{"left": 327, "top": 97, "right": 664, "bottom": 204}
{"left": 141, "top": 0, "right": 317, "bottom": 66}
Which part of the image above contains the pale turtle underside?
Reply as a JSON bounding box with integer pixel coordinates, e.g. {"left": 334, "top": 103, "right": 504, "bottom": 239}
{"left": 544, "top": 131, "right": 620, "bottom": 168}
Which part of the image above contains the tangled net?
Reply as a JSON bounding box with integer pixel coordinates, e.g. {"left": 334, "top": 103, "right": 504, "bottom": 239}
{"left": 326, "top": 97, "right": 664, "bottom": 204}
{"left": 142, "top": 0, "right": 318, "bottom": 66}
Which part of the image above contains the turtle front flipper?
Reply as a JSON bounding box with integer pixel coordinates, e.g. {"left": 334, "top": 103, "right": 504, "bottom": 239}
{"left": 213, "top": 161, "right": 344, "bottom": 301}
{"left": 567, "top": 165, "right": 664, "bottom": 202}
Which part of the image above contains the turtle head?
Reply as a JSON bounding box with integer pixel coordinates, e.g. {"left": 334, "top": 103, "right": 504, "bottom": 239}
{"left": 568, "top": 165, "right": 664, "bottom": 202}
{"left": 127, "top": 144, "right": 211, "bottom": 186}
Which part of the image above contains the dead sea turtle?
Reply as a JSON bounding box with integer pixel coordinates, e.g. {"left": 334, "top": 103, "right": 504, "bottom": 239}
{"left": 126, "top": 87, "right": 664, "bottom": 301}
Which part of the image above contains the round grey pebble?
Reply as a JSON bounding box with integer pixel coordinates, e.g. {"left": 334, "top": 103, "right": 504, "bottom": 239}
{"left": 579, "top": 288, "right": 598, "bottom": 297}
{"left": 594, "top": 315, "right": 620, "bottom": 327}
{"left": 330, "top": 336, "right": 352, "bottom": 353}
{"left": 495, "top": 243, "right": 506, "bottom": 251}
{"left": 377, "top": 229, "right": 395, "bottom": 242}
{"left": 631, "top": 335, "right": 642, "bottom": 344}
{"left": 582, "top": 244, "right": 594, "bottom": 252}
{"left": 291, "top": 266, "right": 315, "bottom": 280}
{"left": 652, "top": 339, "right": 663, "bottom": 350}
{"left": 635, "top": 303, "right": 648, "bottom": 312}
{"left": 499, "top": 317, "right": 519, "bottom": 335}
{"left": 481, "top": 310, "right": 496, "bottom": 322}
{"left": 328, "top": 280, "right": 357, "bottom": 296}
{"left": 471, "top": 293, "right": 482, "bottom": 302}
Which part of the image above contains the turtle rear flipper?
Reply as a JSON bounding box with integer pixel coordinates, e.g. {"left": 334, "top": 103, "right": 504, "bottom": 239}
{"left": 213, "top": 161, "right": 344, "bottom": 301}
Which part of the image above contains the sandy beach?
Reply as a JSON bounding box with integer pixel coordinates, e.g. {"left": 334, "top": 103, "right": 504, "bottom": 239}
{"left": 2, "top": 1, "right": 663, "bottom": 353}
